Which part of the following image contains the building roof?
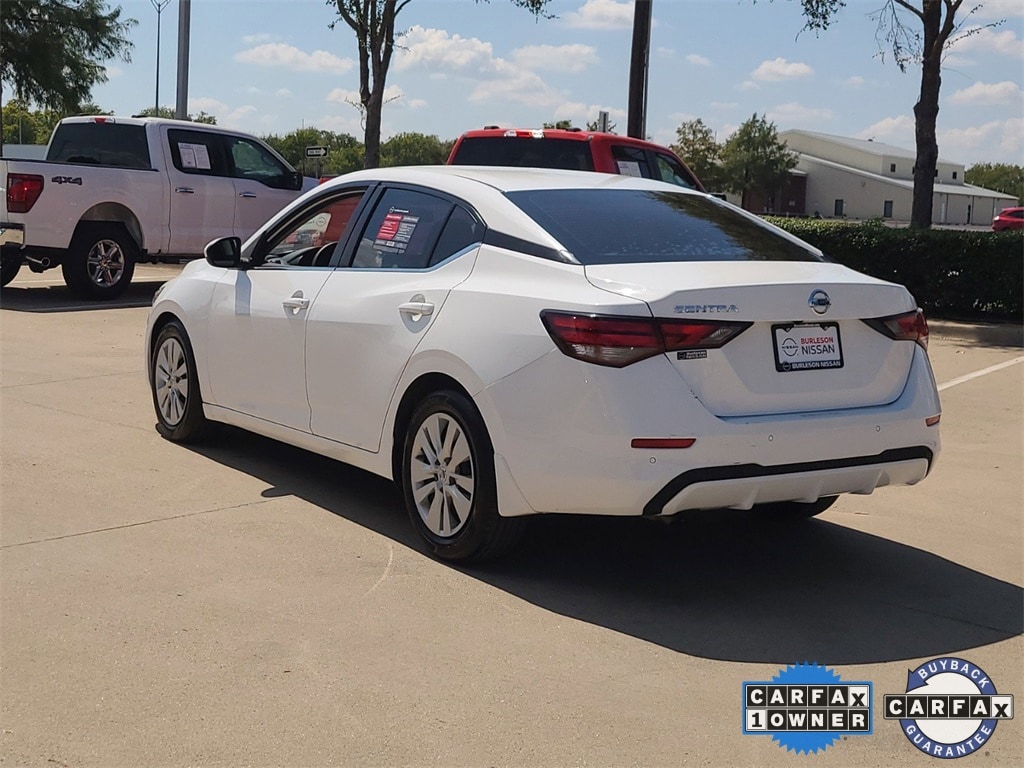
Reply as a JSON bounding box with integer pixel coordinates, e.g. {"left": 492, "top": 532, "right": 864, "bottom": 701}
{"left": 796, "top": 154, "right": 1014, "bottom": 200}
{"left": 781, "top": 129, "right": 958, "bottom": 166}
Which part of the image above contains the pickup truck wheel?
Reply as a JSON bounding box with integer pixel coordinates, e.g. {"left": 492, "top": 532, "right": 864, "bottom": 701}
{"left": 150, "top": 320, "right": 207, "bottom": 442}
{"left": 0, "top": 253, "right": 21, "bottom": 287}
{"left": 63, "top": 224, "right": 136, "bottom": 300}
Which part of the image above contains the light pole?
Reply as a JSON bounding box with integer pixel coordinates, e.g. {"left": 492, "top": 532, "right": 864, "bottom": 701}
{"left": 627, "top": 0, "right": 653, "bottom": 140}
{"left": 151, "top": 0, "right": 172, "bottom": 115}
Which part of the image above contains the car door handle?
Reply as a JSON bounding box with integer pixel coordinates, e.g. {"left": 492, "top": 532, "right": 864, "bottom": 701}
{"left": 282, "top": 293, "right": 310, "bottom": 313}
{"left": 399, "top": 301, "right": 434, "bottom": 317}
{"left": 238, "top": 191, "right": 258, "bottom": 199}
{"left": 175, "top": 186, "right": 195, "bottom": 194}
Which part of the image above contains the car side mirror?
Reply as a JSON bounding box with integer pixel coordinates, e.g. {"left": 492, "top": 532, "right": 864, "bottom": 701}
{"left": 205, "top": 236, "right": 242, "bottom": 268}
{"left": 290, "top": 170, "right": 303, "bottom": 191}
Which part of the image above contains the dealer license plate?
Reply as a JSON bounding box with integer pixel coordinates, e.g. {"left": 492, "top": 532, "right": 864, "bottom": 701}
{"left": 772, "top": 323, "right": 844, "bottom": 372}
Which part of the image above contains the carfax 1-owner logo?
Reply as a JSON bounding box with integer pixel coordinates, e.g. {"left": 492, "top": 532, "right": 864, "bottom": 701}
{"left": 742, "top": 662, "right": 872, "bottom": 755}
{"left": 885, "top": 657, "right": 1014, "bottom": 759}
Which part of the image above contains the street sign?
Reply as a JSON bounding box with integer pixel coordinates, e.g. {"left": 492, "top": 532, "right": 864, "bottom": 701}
{"left": 305, "top": 146, "right": 329, "bottom": 158}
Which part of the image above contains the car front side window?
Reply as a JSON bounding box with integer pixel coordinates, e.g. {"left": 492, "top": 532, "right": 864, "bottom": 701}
{"left": 260, "top": 191, "right": 365, "bottom": 268}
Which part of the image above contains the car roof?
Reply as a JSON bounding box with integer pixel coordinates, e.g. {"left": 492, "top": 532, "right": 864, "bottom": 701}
{"left": 334, "top": 164, "right": 701, "bottom": 195}
{"left": 456, "top": 127, "right": 671, "bottom": 151}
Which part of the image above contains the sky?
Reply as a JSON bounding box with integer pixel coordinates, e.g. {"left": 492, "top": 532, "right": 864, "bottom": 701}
{"left": 55, "top": 0, "right": 1024, "bottom": 165}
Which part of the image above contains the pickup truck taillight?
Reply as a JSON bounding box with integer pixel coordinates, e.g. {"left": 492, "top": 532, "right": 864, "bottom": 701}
{"left": 7, "top": 173, "right": 44, "bottom": 213}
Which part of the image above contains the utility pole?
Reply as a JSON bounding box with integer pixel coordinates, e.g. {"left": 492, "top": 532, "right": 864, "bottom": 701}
{"left": 151, "top": 0, "right": 171, "bottom": 115}
{"left": 175, "top": 0, "right": 191, "bottom": 120}
{"left": 627, "top": 0, "right": 653, "bottom": 139}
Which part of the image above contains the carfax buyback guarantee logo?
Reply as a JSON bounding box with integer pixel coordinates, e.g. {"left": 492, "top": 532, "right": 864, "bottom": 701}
{"left": 885, "top": 657, "right": 1014, "bottom": 759}
{"left": 742, "top": 662, "right": 872, "bottom": 755}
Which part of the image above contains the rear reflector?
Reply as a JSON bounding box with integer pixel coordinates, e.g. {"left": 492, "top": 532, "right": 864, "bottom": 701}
{"left": 631, "top": 438, "right": 696, "bottom": 449}
{"left": 926, "top": 415, "right": 941, "bottom": 427}
{"left": 863, "top": 309, "right": 929, "bottom": 350}
{"left": 6, "top": 173, "right": 44, "bottom": 214}
{"left": 540, "top": 310, "right": 750, "bottom": 368}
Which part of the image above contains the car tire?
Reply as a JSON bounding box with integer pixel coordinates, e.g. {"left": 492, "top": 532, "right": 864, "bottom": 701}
{"left": 150, "top": 320, "right": 208, "bottom": 443}
{"left": 757, "top": 496, "right": 838, "bottom": 520}
{"left": 0, "top": 253, "right": 21, "bottom": 287}
{"left": 62, "top": 223, "right": 137, "bottom": 300}
{"left": 401, "top": 390, "right": 526, "bottom": 563}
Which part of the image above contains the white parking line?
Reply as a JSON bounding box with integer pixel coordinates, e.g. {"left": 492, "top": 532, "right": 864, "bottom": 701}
{"left": 938, "top": 356, "right": 1024, "bottom": 392}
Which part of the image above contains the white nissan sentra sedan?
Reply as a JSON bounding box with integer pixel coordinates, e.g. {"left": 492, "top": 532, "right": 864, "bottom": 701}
{"left": 146, "top": 167, "right": 941, "bottom": 562}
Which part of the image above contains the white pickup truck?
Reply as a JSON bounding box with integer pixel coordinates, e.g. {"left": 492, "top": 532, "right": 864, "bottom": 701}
{"left": 0, "top": 116, "right": 314, "bottom": 299}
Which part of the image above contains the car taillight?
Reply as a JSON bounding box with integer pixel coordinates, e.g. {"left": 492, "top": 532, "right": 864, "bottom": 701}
{"left": 7, "top": 173, "right": 44, "bottom": 213}
{"left": 540, "top": 311, "right": 750, "bottom": 368}
{"left": 863, "top": 309, "right": 929, "bottom": 350}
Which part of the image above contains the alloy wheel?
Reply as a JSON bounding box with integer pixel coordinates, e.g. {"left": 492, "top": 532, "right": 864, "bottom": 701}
{"left": 409, "top": 412, "right": 475, "bottom": 537}
{"left": 87, "top": 239, "right": 126, "bottom": 287}
{"left": 154, "top": 337, "right": 189, "bottom": 427}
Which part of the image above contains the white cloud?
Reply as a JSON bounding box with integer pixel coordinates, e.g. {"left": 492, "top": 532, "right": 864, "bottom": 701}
{"left": 686, "top": 54, "right": 712, "bottom": 67}
{"left": 275, "top": 88, "right": 292, "bottom": 98}
{"left": 470, "top": 68, "right": 562, "bottom": 108}
{"left": 737, "top": 80, "right": 759, "bottom": 91}
{"left": 948, "top": 26, "right": 1024, "bottom": 58}
{"left": 554, "top": 101, "right": 626, "bottom": 125}
{"left": 939, "top": 118, "right": 1024, "bottom": 164}
{"left": 187, "top": 98, "right": 258, "bottom": 129}
{"left": 395, "top": 26, "right": 495, "bottom": 72}
{"left": 105, "top": 65, "right": 123, "bottom": 78}
{"left": 512, "top": 44, "right": 599, "bottom": 73}
{"left": 656, "top": 47, "right": 675, "bottom": 58}
{"left": 845, "top": 76, "right": 865, "bottom": 88}
{"left": 857, "top": 115, "right": 915, "bottom": 144}
{"left": 242, "top": 33, "right": 274, "bottom": 45}
{"left": 234, "top": 43, "right": 352, "bottom": 74}
{"left": 395, "top": 26, "right": 563, "bottom": 108}
{"left": 949, "top": 81, "right": 1024, "bottom": 106}
{"left": 767, "top": 102, "right": 835, "bottom": 125}
{"left": 752, "top": 57, "right": 814, "bottom": 82}
{"left": 564, "top": 0, "right": 634, "bottom": 30}
{"left": 327, "top": 88, "right": 361, "bottom": 106}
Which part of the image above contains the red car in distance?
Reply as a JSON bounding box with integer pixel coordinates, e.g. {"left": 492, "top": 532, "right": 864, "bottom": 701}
{"left": 992, "top": 207, "right": 1024, "bottom": 231}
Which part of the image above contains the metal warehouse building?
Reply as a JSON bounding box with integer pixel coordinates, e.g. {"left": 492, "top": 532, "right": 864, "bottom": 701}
{"left": 776, "top": 130, "right": 1015, "bottom": 225}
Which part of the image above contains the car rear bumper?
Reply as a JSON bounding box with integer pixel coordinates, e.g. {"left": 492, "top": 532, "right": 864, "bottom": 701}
{"left": 481, "top": 345, "right": 941, "bottom": 517}
{"left": 642, "top": 447, "right": 932, "bottom": 516}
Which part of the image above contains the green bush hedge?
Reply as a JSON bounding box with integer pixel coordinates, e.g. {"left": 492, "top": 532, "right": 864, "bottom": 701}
{"left": 764, "top": 218, "right": 1023, "bottom": 321}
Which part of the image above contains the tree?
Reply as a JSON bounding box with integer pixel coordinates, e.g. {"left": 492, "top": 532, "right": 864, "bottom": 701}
{"left": 777, "top": 0, "right": 1000, "bottom": 228}
{"left": 0, "top": 1, "right": 135, "bottom": 110}
{"left": 585, "top": 117, "right": 618, "bottom": 133}
{"left": 134, "top": 106, "right": 217, "bottom": 124}
{"left": 965, "top": 163, "right": 1024, "bottom": 205}
{"left": 262, "top": 127, "right": 365, "bottom": 176}
{"left": 381, "top": 132, "right": 452, "bottom": 166}
{"left": 672, "top": 118, "right": 724, "bottom": 191}
{"left": 543, "top": 120, "right": 575, "bottom": 130}
{"left": 329, "top": 0, "right": 553, "bottom": 169}
{"left": 719, "top": 114, "right": 797, "bottom": 209}
{"left": 1, "top": 98, "right": 112, "bottom": 145}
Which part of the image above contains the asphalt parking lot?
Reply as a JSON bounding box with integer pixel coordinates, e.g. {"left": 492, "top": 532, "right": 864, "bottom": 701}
{"left": 1, "top": 267, "right": 1021, "bottom": 767}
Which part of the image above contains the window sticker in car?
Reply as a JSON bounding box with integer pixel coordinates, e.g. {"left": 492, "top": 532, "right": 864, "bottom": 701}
{"left": 375, "top": 209, "right": 419, "bottom": 254}
{"left": 177, "top": 142, "right": 212, "bottom": 170}
{"left": 616, "top": 161, "right": 642, "bottom": 177}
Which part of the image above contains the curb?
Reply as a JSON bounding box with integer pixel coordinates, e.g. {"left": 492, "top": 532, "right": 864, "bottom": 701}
{"left": 928, "top": 319, "right": 1023, "bottom": 348}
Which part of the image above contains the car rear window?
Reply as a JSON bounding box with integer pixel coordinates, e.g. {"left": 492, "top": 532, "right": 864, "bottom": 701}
{"left": 450, "top": 137, "right": 595, "bottom": 171}
{"left": 505, "top": 189, "right": 822, "bottom": 265}
{"left": 46, "top": 123, "right": 151, "bottom": 169}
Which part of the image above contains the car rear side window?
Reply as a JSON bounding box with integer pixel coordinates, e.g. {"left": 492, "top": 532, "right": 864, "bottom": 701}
{"left": 451, "top": 137, "right": 595, "bottom": 171}
{"left": 429, "top": 207, "right": 483, "bottom": 266}
{"left": 506, "top": 189, "right": 822, "bottom": 264}
{"left": 46, "top": 123, "right": 150, "bottom": 169}
{"left": 351, "top": 188, "right": 453, "bottom": 269}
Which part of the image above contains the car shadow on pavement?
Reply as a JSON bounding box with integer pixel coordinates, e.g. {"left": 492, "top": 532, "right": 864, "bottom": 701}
{"left": 0, "top": 281, "right": 162, "bottom": 312}
{"left": 188, "top": 424, "right": 1023, "bottom": 667}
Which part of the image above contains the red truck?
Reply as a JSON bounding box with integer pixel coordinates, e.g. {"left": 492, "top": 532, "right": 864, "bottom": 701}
{"left": 447, "top": 127, "right": 704, "bottom": 191}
